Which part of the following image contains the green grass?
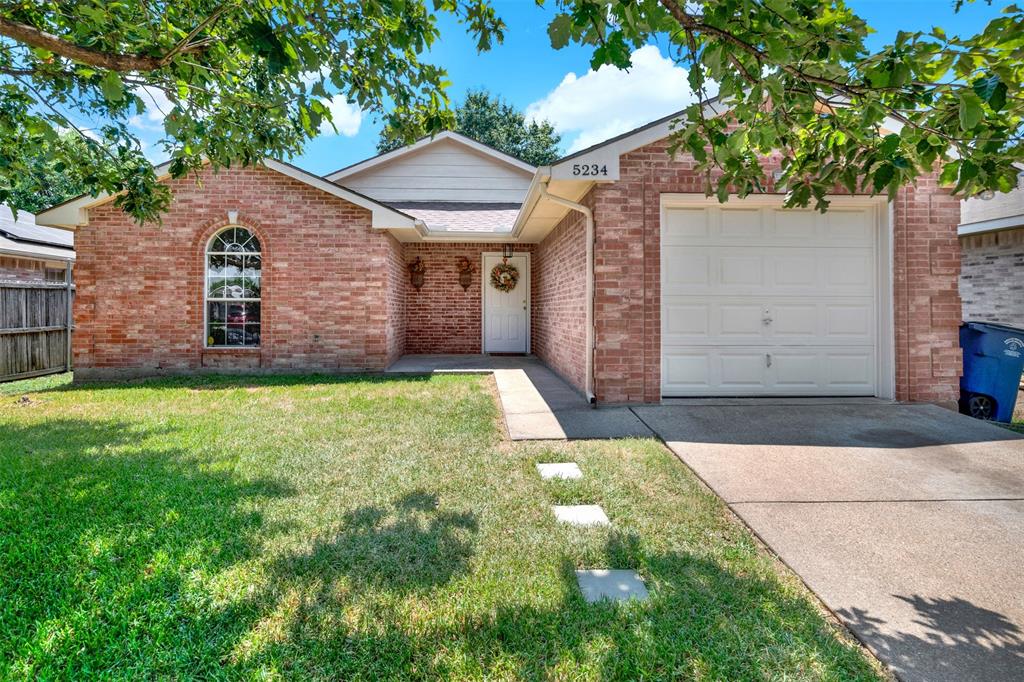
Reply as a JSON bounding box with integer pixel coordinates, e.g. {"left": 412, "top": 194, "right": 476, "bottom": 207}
{"left": 0, "top": 373, "right": 884, "bottom": 680}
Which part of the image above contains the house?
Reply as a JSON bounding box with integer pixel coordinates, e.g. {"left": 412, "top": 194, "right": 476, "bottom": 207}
{"left": 0, "top": 206, "right": 74, "bottom": 282}
{"left": 36, "top": 104, "right": 962, "bottom": 407}
{"left": 958, "top": 178, "right": 1024, "bottom": 328}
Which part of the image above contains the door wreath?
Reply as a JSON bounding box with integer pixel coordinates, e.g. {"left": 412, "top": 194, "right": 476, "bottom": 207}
{"left": 489, "top": 262, "right": 519, "bottom": 292}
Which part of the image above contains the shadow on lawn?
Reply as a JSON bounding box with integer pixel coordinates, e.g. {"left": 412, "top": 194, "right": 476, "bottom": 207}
{"left": 238, "top": 529, "right": 879, "bottom": 680}
{"left": 2, "top": 419, "right": 877, "bottom": 679}
{"left": 0, "top": 418, "right": 293, "bottom": 677}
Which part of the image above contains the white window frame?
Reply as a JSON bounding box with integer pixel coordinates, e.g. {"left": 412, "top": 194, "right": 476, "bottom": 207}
{"left": 204, "top": 226, "right": 262, "bottom": 348}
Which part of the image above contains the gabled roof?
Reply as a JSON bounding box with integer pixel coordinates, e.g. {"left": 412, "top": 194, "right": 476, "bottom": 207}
{"left": 0, "top": 207, "right": 74, "bottom": 262}
{"left": 0, "top": 206, "right": 73, "bottom": 248}
{"left": 324, "top": 130, "right": 536, "bottom": 182}
{"left": 385, "top": 201, "right": 521, "bottom": 234}
{"left": 36, "top": 158, "right": 418, "bottom": 231}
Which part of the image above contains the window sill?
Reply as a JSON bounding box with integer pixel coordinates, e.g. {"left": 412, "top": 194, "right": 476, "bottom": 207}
{"left": 203, "top": 346, "right": 262, "bottom": 353}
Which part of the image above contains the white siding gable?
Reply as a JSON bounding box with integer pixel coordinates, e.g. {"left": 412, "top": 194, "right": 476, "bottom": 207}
{"left": 337, "top": 138, "right": 533, "bottom": 203}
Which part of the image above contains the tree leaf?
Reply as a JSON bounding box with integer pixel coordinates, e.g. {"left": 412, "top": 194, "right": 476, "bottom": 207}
{"left": 100, "top": 72, "right": 125, "bottom": 103}
{"left": 548, "top": 14, "right": 572, "bottom": 49}
{"left": 958, "top": 92, "right": 984, "bottom": 131}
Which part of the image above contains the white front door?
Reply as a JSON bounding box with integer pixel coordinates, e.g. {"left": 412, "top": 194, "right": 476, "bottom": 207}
{"left": 483, "top": 254, "right": 529, "bottom": 353}
{"left": 661, "top": 202, "right": 880, "bottom": 397}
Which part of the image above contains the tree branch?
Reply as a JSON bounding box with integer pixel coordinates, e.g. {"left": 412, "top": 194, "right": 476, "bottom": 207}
{"left": 0, "top": 16, "right": 208, "bottom": 72}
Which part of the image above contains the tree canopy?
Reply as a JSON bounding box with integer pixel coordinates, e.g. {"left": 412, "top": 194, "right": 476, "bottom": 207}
{"left": 0, "top": 0, "right": 1021, "bottom": 221}
{"left": 546, "top": 0, "right": 1023, "bottom": 209}
{"left": 377, "top": 89, "right": 561, "bottom": 166}
{"left": 0, "top": 0, "right": 503, "bottom": 222}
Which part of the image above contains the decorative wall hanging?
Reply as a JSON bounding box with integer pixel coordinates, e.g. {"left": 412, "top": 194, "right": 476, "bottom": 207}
{"left": 408, "top": 257, "right": 425, "bottom": 290}
{"left": 456, "top": 256, "right": 475, "bottom": 291}
{"left": 489, "top": 261, "right": 519, "bottom": 292}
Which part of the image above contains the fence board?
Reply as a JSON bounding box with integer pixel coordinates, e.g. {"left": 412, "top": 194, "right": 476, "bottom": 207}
{"left": 0, "top": 281, "right": 73, "bottom": 383}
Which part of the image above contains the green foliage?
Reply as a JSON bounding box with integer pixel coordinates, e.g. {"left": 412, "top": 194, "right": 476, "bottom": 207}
{"left": 543, "top": 0, "right": 1024, "bottom": 209}
{"left": 2, "top": 133, "right": 88, "bottom": 214}
{"left": 378, "top": 88, "right": 562, "bottom": 166}
{"left": 0, "top": 0, "right": 505, "bottom": 222}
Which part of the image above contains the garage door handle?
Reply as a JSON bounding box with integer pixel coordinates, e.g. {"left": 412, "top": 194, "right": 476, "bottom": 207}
{"left": 762, "top": 316, "right": 773, "bottom": 325}
{"left": 766, "top": 353, "right": 772, "bottom": 368}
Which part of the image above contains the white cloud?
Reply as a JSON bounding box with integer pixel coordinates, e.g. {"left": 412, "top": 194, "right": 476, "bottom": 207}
{"left": 128, "top": 85, "right": 174, "bottom": 132}
{"left": 319, "top": 95, "right": 362, "bottom": 137}
{"left": 526, "top": 45, "right": 702, "bottom": 153}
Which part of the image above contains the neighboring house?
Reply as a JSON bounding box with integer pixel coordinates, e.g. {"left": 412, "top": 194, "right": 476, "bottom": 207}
{"left": 0, "top": 206, "right": 74, "bottom": 282}
{"left": 958, "top": 177, "right": 1024, "bottom": 328}
{"left": 37, "top": 105, "right": 962, "bottom": 407}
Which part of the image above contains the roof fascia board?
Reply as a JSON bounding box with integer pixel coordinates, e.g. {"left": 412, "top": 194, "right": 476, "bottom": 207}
{"left": 958, "top": 213, "right": 1024, "bottom": 236}
{"left": 261, "top": 159, "right": 416, "bottom": 228}
{"left": 37, "top": 158, "right": 417, "bottom": 230}
{"left": 324, "top": 131, "right": 535, "bottom": 182}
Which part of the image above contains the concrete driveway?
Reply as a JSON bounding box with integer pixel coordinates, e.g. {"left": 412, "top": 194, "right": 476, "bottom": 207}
{"left": 633, "top": 402, "right": 1024, "bottom": 682}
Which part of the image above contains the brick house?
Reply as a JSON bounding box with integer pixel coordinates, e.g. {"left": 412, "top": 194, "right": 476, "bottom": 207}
{"left": 958, "top": 180, "right": 1024, "bottom": 329}
{"left": 0, "top": 207, "right": 74, "bottom": 282}
{"left": 37, "top": 106, "right": 963, "bottom": 407}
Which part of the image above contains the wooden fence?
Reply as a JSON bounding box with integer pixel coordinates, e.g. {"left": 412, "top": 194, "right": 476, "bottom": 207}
{"left": 0, "top": 280, "right": 73, "bottom": 383}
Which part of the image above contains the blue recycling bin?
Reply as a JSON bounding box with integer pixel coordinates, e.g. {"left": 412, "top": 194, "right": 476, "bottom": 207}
{"left": 959, "top": 321, "right": 1024, "bottom": 422}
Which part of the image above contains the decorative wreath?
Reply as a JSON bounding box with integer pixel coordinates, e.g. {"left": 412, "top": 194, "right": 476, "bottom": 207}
{"left": 489, "top": 262, "right": 520, "bottom": 292}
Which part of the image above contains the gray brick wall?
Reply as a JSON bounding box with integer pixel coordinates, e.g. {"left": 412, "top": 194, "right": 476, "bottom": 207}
{"left": 960, "top": 226, "right": 1024, "bottom": 328}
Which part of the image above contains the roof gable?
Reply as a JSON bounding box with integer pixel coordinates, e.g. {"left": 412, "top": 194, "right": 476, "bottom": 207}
{"left": 326, "top": 131, "right": 535, "bottom": 180}
{"left": 35, "top": 159, "right": 418, "bottom": 231}
{"left": 325, "top": 132, "right": 535, "bottom": 204}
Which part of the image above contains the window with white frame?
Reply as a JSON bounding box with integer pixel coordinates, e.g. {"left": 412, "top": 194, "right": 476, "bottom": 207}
{"left": 205, "top": 227, "right": 261, "bottom": 347}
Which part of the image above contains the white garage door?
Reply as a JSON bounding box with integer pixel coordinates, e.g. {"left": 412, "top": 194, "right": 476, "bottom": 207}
{"left": 661, "top": 202, "right": 879, "bottom": 397}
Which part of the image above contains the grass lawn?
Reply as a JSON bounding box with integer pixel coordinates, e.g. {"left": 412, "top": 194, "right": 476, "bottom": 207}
{"left": 0, "top": 373, "right": 884, "bottom": 680}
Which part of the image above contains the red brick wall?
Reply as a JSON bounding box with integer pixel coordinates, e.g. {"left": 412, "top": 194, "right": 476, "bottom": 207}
{"left": 74, "top": 165, "right": 399, "bottom": 379}
{"left": 402, "top": 242, "right": 534, "bottom": 354}
{"left": 532, "top": 207, "right": 587, "bottom": 393}
{"left": 384, "top": 233, "right": 407, "bottom": 365}
{"left": 589, "top": 139, "right": 961, "bottom": 406}
{"left": 893, "top": 176, "right": 963, "bottom": 405}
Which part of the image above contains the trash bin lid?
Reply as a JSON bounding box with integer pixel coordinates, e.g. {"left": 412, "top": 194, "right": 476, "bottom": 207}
{"left": 962, "top": 320, "right": 1024, "bottom": 335}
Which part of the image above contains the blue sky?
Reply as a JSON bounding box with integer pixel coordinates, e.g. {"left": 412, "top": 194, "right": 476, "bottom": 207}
{"left": 136, "top": 1, "right": 1008, "bottom": 175}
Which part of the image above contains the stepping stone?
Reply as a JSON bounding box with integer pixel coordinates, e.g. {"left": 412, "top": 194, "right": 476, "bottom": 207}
{"left": 552, "top": 504, "right": 609, "bottom": 526}
{"left": 576, "top": 569, "right": 649, "bottom": 603}
{"left": 536, "top": 462, "right": 583, "bottom": 480}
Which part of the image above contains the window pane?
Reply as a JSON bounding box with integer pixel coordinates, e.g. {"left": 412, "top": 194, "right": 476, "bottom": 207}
{"left": 207, "top": 301, "right": 227, "bottom": 323}
{"left": 225, "top": 323, "right": 246, "bottom": 346}
{"left": 243, "top": 255, "right": 261, "bottom": 277}
{"left": 243, "top": 302, "right": 261, "bottom": 322}
{"left": 207, "top": 254, "right": 227, "bottom": 276}
{"left": 244, "top": 324, "right": 261, "bottom": 346}
{"left": 207, "top": 277, "right": 229, "bottom": 298}
{"left": 241, "top": 276, "right": 261, "bottom": 299}
{"left": 223, "top": 254, "right": 243, "bottom": 276}
{"left": 208, "top": 324, "right": 227, "bottom": 346}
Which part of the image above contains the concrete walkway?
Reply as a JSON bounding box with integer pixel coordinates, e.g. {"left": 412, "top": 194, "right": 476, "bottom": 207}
{"left": 634, "top": 402, "right": 1024, "bottom": 682}
{"left": 386, "top": 355, "right": 652, "bottom": 440}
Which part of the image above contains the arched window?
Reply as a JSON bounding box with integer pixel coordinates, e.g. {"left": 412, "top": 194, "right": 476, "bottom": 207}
{"left": 205, "top": 227, "right": 261, "bottom": 347}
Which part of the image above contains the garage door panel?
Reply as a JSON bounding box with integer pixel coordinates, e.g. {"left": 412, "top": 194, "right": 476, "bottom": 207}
{"left": 661, "top": 203, "right": 879, "bottom": 397}
{"left": 720, "top": 208, "right": 764, "bottom": 239}
{"left": 667, "top": 246, "right": 873, "bottom": 296}
{"left": 720, "top": 352, "right": 769, "bottom": 389}
{"left": 663, "top": 346, "right": 876, "bottom": 396}
{"left": 663, "top": 296, "right": 875, "bottom": 345}
{"left": 663, "top": 353, "right": 711, "bottom": 390}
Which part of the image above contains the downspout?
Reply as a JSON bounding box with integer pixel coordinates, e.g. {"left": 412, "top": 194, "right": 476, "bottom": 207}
{"left": 539, "top": 181, "right": 596, "bottom": 405}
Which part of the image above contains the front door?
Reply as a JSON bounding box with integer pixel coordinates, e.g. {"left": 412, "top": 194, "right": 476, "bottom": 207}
{"left": 483, "top": 254, "right": 528, "bottom": 353}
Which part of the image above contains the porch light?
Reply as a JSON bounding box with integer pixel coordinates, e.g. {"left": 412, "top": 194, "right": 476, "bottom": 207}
{"left": 502, "top": 243, "right": 514, "bottom": 261}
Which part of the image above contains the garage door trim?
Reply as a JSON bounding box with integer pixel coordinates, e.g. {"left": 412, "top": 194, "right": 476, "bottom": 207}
{"left": 659, "top": 193, "right": 894, "bottom": 400}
